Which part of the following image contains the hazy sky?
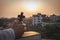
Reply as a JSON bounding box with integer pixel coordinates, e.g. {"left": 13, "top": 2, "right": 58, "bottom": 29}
{"left": 0, "top": 0, "right": 60, "bottom": 18}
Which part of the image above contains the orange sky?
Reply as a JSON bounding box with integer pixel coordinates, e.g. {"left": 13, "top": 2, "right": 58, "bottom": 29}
{"left": 0, "top": 0, "right": 60, "bottom": 18}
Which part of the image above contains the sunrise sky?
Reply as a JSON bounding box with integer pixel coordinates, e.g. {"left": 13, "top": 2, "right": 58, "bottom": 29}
{"left": 0, "top": 0, "right": 60, "bottom": 18}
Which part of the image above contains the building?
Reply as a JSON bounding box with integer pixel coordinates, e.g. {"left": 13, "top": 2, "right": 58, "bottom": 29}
{"left": 32, "top": 13, "right": 47, "bottom": 26}
{"left": 50, "top": 14, "right": 60, "bottom": 22}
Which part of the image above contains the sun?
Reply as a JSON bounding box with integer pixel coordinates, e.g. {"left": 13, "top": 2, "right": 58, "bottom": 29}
{"left": 25, "top": 3, "right": 37, "bottom": 11}
{"left": 21, "top": 2, "right": 39, "bottom": 12}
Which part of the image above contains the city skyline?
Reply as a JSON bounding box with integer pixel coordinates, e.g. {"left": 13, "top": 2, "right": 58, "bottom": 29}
{"left": 0, "top": 0, "right": 60, "bottom": 18}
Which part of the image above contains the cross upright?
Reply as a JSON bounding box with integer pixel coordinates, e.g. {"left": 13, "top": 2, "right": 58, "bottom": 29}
{"left": 18, "top": 12, "right": 25, "bottom": 22}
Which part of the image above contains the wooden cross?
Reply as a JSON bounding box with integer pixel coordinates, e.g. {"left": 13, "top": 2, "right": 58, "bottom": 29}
{"left": 18, "top": 12, "right": 25, "bottom": 22}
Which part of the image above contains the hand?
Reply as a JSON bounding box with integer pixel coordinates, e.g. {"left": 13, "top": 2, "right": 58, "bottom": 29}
{"left": 11, "top": 20, "right": 26, "bottom": 38}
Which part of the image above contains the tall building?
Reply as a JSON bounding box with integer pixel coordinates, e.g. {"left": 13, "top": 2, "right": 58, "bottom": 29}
{"left": 32, "top": 13, "right": 46, "bottom": 26}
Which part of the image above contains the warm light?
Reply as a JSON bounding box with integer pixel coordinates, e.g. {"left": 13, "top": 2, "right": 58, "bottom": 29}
{"left": 25, "top": 3, "right": 37, "bottom": 11}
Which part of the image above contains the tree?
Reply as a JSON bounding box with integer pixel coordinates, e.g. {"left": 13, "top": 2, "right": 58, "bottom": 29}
{"left": 0, "top": 18, "right": 9, "bottom": 28}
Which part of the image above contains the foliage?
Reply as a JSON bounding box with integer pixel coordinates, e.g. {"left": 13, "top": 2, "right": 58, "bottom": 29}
{"left": 41, "top": 23, "right": 60, "bottom": 39}
{"left": 0, "top": 18, "right": 9, "bottom": 28}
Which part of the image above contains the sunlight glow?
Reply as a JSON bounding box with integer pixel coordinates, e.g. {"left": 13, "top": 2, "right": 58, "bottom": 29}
{"left": 25, "top": 3, "right": 37, "bottom": 11}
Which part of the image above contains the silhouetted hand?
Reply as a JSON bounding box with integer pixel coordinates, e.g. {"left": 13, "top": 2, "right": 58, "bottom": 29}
{"left": 11, "top": 20, "right": 26, "bottom": 38}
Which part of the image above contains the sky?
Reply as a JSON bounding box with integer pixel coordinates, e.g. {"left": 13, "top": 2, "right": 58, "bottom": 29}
{"left": 0, "top": 0, "right": 60, "bottom": 18}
